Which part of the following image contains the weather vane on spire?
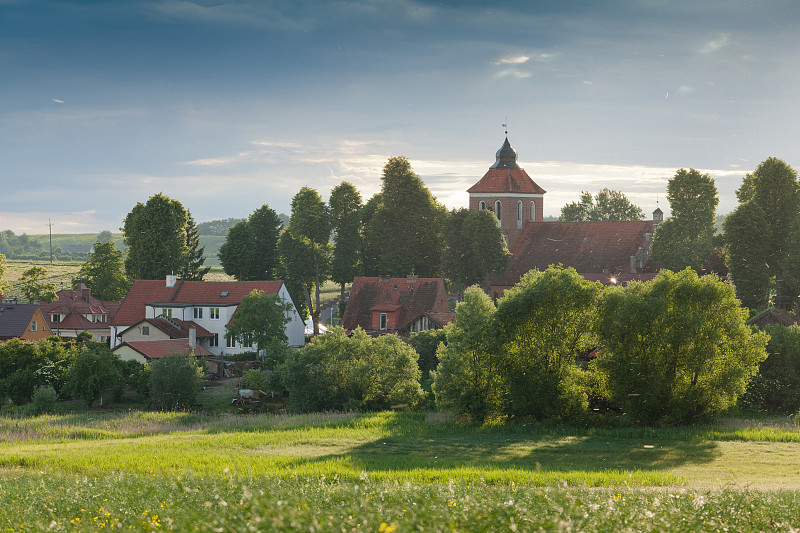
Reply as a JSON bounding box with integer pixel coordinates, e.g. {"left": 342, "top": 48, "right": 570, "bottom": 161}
{"left": 502, "top": 116, "right": 508, "bottom": 136}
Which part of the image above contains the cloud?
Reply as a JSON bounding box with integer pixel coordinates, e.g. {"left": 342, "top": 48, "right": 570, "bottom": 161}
{"left": 699, "top": 33, "right": 730, "bottom": 54}
{"left": 494, "top": 55, "right": 530, "bottom": 65}
{"left": 495, "top": 69, "right": 532, "bottom": 79}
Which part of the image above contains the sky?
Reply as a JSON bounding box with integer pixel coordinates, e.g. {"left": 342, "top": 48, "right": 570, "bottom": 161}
{"left": 2, "top": 0, "right": 800, "bottom": 234}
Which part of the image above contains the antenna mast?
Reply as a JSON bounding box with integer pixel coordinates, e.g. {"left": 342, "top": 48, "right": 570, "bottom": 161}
{"left": 46, "top": 219, "right": 54, "bottom": 264}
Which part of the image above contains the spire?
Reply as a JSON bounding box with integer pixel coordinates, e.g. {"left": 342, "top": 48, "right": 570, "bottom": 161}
{"left": 490, "top": 137, "right": 521, "bottom": 170}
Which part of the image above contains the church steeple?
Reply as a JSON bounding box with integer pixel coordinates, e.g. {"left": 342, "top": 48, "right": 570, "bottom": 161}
{"left": 490, "top": 137, "right": 521, "bottom": 170}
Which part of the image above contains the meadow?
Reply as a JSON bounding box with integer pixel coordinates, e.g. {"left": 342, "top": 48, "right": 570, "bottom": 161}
{"left": 2, "top": 410, "right": 800, "bottom": 530}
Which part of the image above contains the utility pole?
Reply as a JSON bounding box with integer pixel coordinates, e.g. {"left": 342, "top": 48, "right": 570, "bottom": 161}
{"left": 46, "top": 219, "right": 54, "bottom": 264}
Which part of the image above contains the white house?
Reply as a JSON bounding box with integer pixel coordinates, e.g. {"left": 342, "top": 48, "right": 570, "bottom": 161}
{"left": 110, "top": 275, "right": 305, "bottom": 355}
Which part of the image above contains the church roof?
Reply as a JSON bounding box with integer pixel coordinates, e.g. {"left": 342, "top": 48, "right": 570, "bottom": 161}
{"left": 467, "top": 137, "right": 546, "bottom": 195}
{"left": 493, "top": 220, "right": 654, "bottom": 286}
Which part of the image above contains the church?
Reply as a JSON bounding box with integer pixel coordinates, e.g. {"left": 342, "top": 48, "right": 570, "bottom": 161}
{"left": 467, "top": 136, "right": 662, "bottom": 294}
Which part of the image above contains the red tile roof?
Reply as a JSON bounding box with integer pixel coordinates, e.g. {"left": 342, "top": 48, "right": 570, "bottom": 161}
{"left": 111, "top": 280, "right": 285, "bottom": 326}
{"left": 114, "top": 339, "right": 213, "bottom": 360}
{"left": 40, "top": 288, "right": 121, "bottom": 332}
{"left": 494, "top": 221, "right": 654, "bottom": 287}
{"left": 341, "top": 276, "right": 450, "bottom": 333}
{"left": 467, "top": 168, "right": 547, "bottom": 195}
{"left": 747, "top": 308, "right": 798, "bottom": 330}
{"left": 120, "top": 317, "right": 213, "bottom": 339}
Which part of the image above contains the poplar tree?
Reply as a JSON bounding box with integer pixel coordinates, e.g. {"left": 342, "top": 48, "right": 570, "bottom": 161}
{"left": 329, "top": 182, "right": 362, "bottom": 300}
{"left": 122, "top": 193, "right": 189, "bottom": 280}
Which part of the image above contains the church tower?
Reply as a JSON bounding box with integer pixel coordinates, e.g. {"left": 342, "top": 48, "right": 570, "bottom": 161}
{"left": 467, "top": 136, "right": 546, "bottom": 249}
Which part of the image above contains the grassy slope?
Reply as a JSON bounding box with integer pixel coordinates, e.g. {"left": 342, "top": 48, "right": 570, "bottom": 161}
{"left": 2, "top": 411, "right": 800, "bottom": 530}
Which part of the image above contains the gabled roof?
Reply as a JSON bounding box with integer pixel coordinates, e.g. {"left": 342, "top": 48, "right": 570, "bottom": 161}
{"left": 112, "top": 279, "right": 285, "bottom": 326}
{"left": 494, "top": 220, "right": 654, "bottom": 286}
{"left": 120, "top": 317, "right": 213, "bottom": 339}
{"left": 467, "top": 137, "right": 546, "bottom": 195}
{"left": 39, "top": 288, "right": 121, "bottom": 331}
{"left": 113, "top": 339, "right": 213, "bottom": 360}
{"left": 341, "top": 276, "right": 450, "bottom": 333}
{"left": 747, "top": 308, "right": 798, "bottom": 330}
{"left": 0, "top": 304, "right": 40, "bottom": 339}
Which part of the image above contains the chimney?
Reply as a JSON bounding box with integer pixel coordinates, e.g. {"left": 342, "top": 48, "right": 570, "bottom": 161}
{"left": 189, "top": 326, "right": 196, "bottom": 349}
{"left": 166, "top": 274, "right": 177, "bottom": 288}
{"left": 406, "top": 275, "right": 419, "bottom": 283}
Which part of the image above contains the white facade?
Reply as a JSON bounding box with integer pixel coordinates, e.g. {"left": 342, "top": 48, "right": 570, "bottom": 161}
{"left": 110, "top": 283, "right": 305, "bottom": 354}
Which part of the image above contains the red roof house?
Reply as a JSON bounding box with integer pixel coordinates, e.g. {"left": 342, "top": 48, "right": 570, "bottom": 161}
{"left": 113, "top": 338, "right": 213, "bottom": 365}
{"left": 341, "top": 276, "right": 453, "bottom": 335}
{"left": 39, "top": 285, "right": 121, "bottom": 343}
{"left": 110, "top": 275, "right": 305, "bottom": 353}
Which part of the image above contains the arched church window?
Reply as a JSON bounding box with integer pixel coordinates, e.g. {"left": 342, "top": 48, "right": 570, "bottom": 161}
{"left": 479, "top": 201, "right": 486, "bottom": 210}
{"left": 495, "top": 200, "right": 502, "bottom": 226}
{"left": 530, "top": 201, "right": 536, "bottom": 221}
{"left": 517, "top": 201, "right": 523, "bottom": 229}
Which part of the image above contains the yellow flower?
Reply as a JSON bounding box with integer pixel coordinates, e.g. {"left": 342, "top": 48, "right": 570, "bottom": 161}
{"left": 379, "top": 522, "right": 398, "bottom": 533}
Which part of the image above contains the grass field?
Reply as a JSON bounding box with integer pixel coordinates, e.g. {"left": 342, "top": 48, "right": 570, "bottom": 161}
{"left": 2, "top": 411, "right": 800, "bottom": 530}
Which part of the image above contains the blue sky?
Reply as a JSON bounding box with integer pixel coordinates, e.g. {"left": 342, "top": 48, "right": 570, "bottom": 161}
{"left": 2, "top": 0, "right": 799, "bottom": 233}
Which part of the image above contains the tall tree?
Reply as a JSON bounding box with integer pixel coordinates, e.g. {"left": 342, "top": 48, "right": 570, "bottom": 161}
{"left": 724, "top": 202, "right": 772, "bottom": 309}
{"left": 726, "top": 157, "right": 800, "bottom": 308}
{"left": 559, "top": 188, "right": 644, "bottom": 222}
{"left": 650, "top": 169, "right": 719, "bottom": 271}
{"left": 218, "top": 220, "right": 253, "bottom": 281}
{"left": 359, "top": 193, "right": 383, "bottom": 277}
{"left": 66, "top": 344, "right": 122, "bottom": 408}
{"left": 442, "top": 208, "right": 511, "bottom": 292}
{"left": 122, "top": 193, "right": 189, "bottom": 280}
{"left": 179, "top": 212, "right": 210, "bottom": 281}
{"left": 75, "top": 241, "right": 131, "bottom": 301}
{"left": 218, "top": 205, "right": 282, "bottom": 281}
{"left": 329, "top": 182, "right": 363, "bottom": 300}
{"left": 365, "top": 157, "right": 447, "bottom": 277}
{"left": 19, "top": 266, "right": 57, "bottom": 303}
{"left": 279, "top": 187, "right": 331, "bottom": 336}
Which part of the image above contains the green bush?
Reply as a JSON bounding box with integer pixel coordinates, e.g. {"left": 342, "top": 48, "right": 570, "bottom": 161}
{"left": 241, "top": 369, "right": 270, "bottom": 391}
{"left": 408, "top": 328, "right": 447, "bottom": 377}
{"left": 596, "top": 269, "right": 768, "bottom": 425}
{"left": 31, "top": 386, "right": 57, "bottom": 414}
{"left": 149, "top": 354, "right": 204, "bottom": 410}
{"left": 280, "top": 327, "right": 425, "bottom": 412}
{"left": 741, "top": 324, "right": 800, "bottom": 413}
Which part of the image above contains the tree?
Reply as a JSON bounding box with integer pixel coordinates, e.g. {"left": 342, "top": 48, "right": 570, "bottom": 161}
{"left": 96, "top": 230, "right": 113, "bottom": 243}
{"left": 179, "top": 212, "right": 210, "bottom": 281}
{"left": 0, "top": 253, "right": 10, "bottom": 297}
{"left": 329, "top": 182, "right": 363, "bottom": 300}
{"left": 122, "top": 193, "right": 189, "bottom": 280}
{"left": 724, "top": 201, "right": 772, "bottom": 309}
{"left": 365, "top": 157, "right": 447, "bottom": 277}
{"left": 218, "top": 206, "right": 282, "bottom": 281}
{"left": 650, "top": 169, "right": 719, "bottom": 271}
{"left": 75, "top": 241, "right": 131, "bottom": 301}
{"left": 741, "top": 325, "right": 800, "bottom": 414}
{"left": 225, "top": 290, "right": 290, "bottom": 356}
{"left": 493, "top": 266, "right": 600, "bottom": 420}
{"left": 66, "top": 344, "right": 122, "bottom": 408}
{"left": 442, "top": 208, "right": 511, "bottom": 291}
{"left": 727, "top": 157, "right": 800, "bottom": 307}
{"left": 359, "top": 193, "right": 383, "bottom": 276}
{"left": 149, "top": 354, "right": 204, "bottom": 410}
{"left": 558, "top": 188, "right": 644, "bottom": 222}
{"left": 0, "top": 338, "right": 72, "bottom": 404}
{"left": 432, "top": 286, "right": 502, "bottom": 423}
{"left": 19, "top": 266, "right": 57, "bottom": 303}
{"left": 596, "top": 269, "right": 768, "bottom": 424}
{"left": 279, "top": 187, "right": 331, "bottom": 336}
{"left": 218, "top": 220, "right": 253, "bottom": 281}
{"left": 279, "top": 327, "right": 425, "bottom": 412}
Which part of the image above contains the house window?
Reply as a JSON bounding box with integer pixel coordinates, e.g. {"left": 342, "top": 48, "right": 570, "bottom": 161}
{"left": 142, "top": 326, "right": 150, "bottom": 336}
{"left": 479, "top": 200, "right": 486, "bottom": 210}
{"left": 226, "top": 336, "right": 235, "bottom": 348}
{"left": 517, "top": 201, "right": 523, "bottom": 229}
{"left": 210, "top": 333, "right": 219, "bottom": 347}
{"left": 494, "top": 201, "right": 502, "bottom": 226}
{"left": 162, "top": 308, "right": 172, "bottom": 318}
{"left": 380, "top": 313, "right": 387, "bottom": 330}
{"left": 30, "top": 321, "right": 37, "bottom": 332}
{"left": 530, "top": 201, "right": 536, "bottom": 221}
{"left": 210, "top": 308, "right": 220, "bottom": 320}
{"left": 243, "top": 336, "right": 253, "bottom": 348}
{"left": 193, "top": 307, "right": 203, "bottom": 319}
{"left": 51, "top": 314, "right": 61, "bottom": 323}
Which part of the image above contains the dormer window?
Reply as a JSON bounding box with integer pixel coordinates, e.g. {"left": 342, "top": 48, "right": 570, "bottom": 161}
{"left": 380, "top": 313, "right": 388, "bottom": 330}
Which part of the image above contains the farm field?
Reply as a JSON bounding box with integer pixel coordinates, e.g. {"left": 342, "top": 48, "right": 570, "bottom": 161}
{"left": 2, "top": 411, "right": 800, "bottom": 530}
